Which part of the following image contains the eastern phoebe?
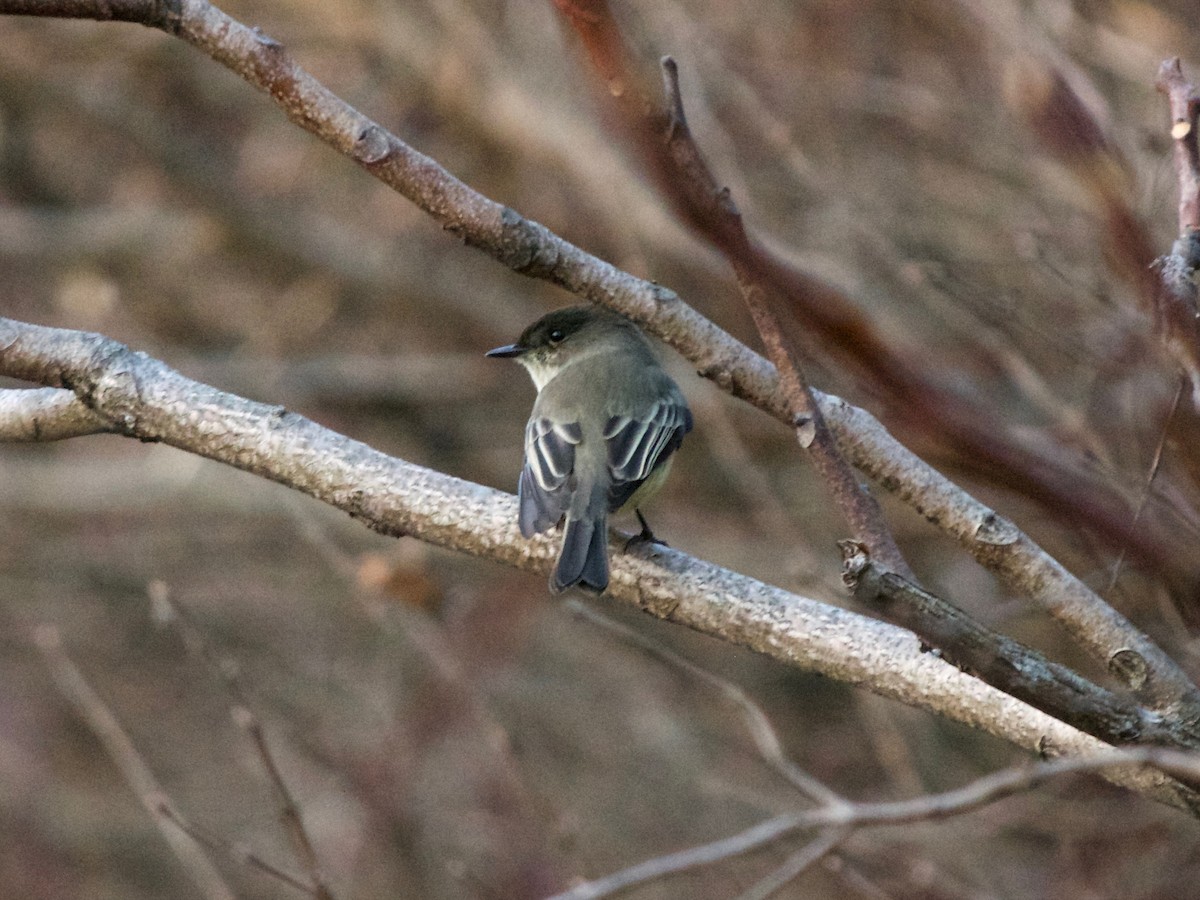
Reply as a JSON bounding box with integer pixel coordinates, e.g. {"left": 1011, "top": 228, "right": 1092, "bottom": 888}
{"left": 487, "top": 305, "right": 692, "bottom": 593}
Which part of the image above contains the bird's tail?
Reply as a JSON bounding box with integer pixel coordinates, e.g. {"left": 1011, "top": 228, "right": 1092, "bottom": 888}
{"left": 552, "top": 513, "right": 609, "bottom": 593}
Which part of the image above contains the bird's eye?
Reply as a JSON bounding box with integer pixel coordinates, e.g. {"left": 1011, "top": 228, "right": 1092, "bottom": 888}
{"left": 548, "top": 328, "right": 565, "bottom": 344}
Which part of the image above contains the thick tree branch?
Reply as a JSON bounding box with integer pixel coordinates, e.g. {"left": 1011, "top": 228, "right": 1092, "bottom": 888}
{"left": 2, "top": 315, "right": 1196, "bottom": 812}
{"left": 842, "top": 545, "right": 1198, "bottom": 749}
{"left": 830, "top": 399, "right": 1200, "bottom": 720}
{"left": 0, "top": 386, "right": 111, "bottom": 440}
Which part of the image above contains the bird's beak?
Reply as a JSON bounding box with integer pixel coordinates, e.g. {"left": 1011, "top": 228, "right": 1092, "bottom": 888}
{"left": 485, "top": 343, "right": 526, "bottom": 358}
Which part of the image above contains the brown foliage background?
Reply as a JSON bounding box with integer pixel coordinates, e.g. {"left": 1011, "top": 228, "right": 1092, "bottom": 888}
{"left": 3, "top": 1, "right": 1200, "bottom": 897}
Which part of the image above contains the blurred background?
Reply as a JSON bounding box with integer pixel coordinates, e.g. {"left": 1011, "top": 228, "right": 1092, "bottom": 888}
{"left": 3, "top": 0, "right": 1200, "bottom": 896}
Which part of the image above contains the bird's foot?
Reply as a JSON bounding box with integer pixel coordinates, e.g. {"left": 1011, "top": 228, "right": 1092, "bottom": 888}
{"left": 624, "top": 509, "right": 668, "bottom": 552}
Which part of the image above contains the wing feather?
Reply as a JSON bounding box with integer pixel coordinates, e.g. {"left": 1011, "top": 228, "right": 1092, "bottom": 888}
{"left": 604, "top": 397, "right": 692, "bottom": 511}
{"left": 517, "top": 416, "right": 582, "bottom": 536}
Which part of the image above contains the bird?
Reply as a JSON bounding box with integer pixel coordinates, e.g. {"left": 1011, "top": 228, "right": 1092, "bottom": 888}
{"left": 486, "top": 304, "right": 692, "bottom": 593}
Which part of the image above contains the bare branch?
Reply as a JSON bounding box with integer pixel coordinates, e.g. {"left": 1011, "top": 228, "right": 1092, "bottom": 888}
{"left": 555, "top": 746, "right": 1200, "bottom": 899}
{"left": 33, "top": 624, "right": 237, "bottom": 900}
{"left": 1154, "top": 58, "right": 1200, "bottom": 406}
{"left": 155, "top": 805, "right": 319, "bottom": 897}
{"left": 824, "top": 746, "right": 1200, "bottom": 825}
{"left": 833, "top": 398, "right": 1200, "bottom": 718}
{"left": 152, "top": 583, "right": 336, "bottom": 900}
{"left": 0, "top": 0, "right": 180, "bottom": 25}
{"left": 549, "top": 813, "right": 805, "bottom": 900}
{"left": 842, "top": 545, "right": 1196, "bottom": 748}
{"left": 1108, "top": 379, "right": 1185, "bottom": 591}
{"left": 0, "top": 387, "right": 111, "bottom": 440}
{"left": 567, "top": 599, "right": 841, "bottom": 804}
{"left": 735, "top": 829, "right": 852, "bottom": 900}
{"left": 548, "top": 0, "right": 1185, "bottom": 586}
{"left": 1157, "top": 59, "right": 1200, "bottom": 235}
{"left": 2, "top": 0, "right": 1194, "bottom": 720}
{"left": 3, "top": 315, "right": 1193, "bottom": 811}
{"left": 657, "top": 55, "right": 911, "bottom": 579}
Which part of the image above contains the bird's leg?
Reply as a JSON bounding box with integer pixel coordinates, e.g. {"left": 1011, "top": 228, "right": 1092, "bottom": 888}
{"left": 624, "top": 509, "right": 667, "bottom": 551}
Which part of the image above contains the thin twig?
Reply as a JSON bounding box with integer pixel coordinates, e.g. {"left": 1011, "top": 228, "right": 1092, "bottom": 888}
{"left": 553, "top": 746, "right": 1200, "bottom": 900}
{"left": 734, "top": 828, "right": 851, "bottom": 900}
{"left": 33, "top": 624, "right": 237, "bottom": 900}
{"left": 567, "top": 599, "right": 841, "bottom": 804}
{"left": 1107, "top": 377, "right": 1184, "bottom": 592}
{"left": 1157, "top": 59, "right": 1200, "bottom": 235}
{"left": 548, "top": 813, "right": 804, "bottom": 900}
{"left": 1154, "top": 58, "right": 1200, "bottom": 407}
{"left": 231, "top": 707, "right": 336, "bottom": 900}
{"left": 151, "top": 583, "right": 337, "bottom": 900}
{"left": 156, "top": 804, "right": 319, "bottom": 897}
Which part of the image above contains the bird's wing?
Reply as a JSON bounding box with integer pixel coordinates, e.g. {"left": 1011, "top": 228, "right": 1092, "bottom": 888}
{"left": 518, "top": 417, "right": 582, "bottom": 536}
{"left": 603, "top": 396, "right": 693, "bottom": 511}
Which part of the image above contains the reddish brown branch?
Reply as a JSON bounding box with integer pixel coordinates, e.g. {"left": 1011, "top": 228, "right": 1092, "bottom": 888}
{"left": 656, "top": 56, "right": 911, "bottom": 576}
{"left": 1011, "top": 59, "right": 1200, "bottom": 413}
{"left": 554, "top": 3, "right": 933, "bottom": 387}
{"left": 551, "top": 0, "right": 1188, "bottom": 580}
{"left": 1158, "top": 59, "right": 1200, "bottom": 235}
{"left": 1008, "top": 61, "right": 1162, "bottom": 339}
{"left": 1153, "top": 59, "right": 1200, "bottom": 406}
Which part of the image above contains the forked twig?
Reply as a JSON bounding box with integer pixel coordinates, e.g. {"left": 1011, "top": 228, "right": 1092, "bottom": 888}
{"left": 33, "top": 624, "right": 237, "bottom": 900}
{"left": 552, "top": 746, "right": 1200, "bottom": 899}
{"left": 156, "top": 804, "right": 318, "bottom": 897}
{"left": 150, "top": 582, "right": 336, "bottom": 900}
